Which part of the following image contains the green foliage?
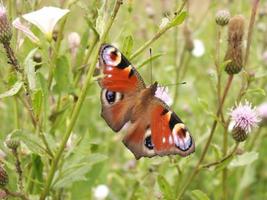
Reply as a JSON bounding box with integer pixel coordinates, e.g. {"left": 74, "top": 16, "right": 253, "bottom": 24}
{"left": 0, "top": 0, "right": 266, "bottom": 200}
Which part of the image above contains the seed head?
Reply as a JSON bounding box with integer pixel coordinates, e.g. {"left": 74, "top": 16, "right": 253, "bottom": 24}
{"left": 224, "top": 15, "right": 245, "bottom": 75}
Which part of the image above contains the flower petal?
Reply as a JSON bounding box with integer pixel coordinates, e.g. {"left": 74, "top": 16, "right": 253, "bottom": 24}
{"left": 12, "top": 18, "right": 40, "bottom": 43}
{"left": 22, "top": 6, "right": 69, "bottom": 38}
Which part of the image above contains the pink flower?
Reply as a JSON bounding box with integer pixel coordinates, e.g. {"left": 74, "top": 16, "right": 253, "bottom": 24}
{"left": 229, "top": 101, "right": 261, "bottom": 134}
{"left": 155, "top": 86, "right": 173, "bottom": 106}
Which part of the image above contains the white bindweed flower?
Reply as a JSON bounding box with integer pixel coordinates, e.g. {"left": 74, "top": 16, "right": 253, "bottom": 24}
{"left": 155, "top": 86, "right": 173, "bottom": 106}
{"left": 22, "top": 6, "right": 69, "bottom": 40}
{"left": 192, "top": 39, "right": 205, "bottom": 57}
{"left": 159, "top": 17, "right": 170, "bottom": 29}
{"left": 12, "top": 18, "right": 40, "bottom": 44}
{"left": 94, "top": 184, "right": 109, "bottom": 200}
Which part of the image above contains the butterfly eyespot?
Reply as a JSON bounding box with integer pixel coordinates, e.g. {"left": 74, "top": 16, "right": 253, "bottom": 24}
{"left": 172, "top": 124, "right": 192, "bottom": 151}
{"left": 144, "top": 135, "right": 154, "bottom": 150}
{"left": 102, "top": 46, "right": 121, "bottom": 66}
{"left": 105, "top": 90, "right": 116, "bottom": 104}
{"left": 102, "top": 89, "right": 123, "bottom": 105}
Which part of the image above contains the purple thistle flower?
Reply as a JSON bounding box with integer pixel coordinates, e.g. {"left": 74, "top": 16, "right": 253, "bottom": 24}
{"left": 155, "top": 86, "right": 173, "bottom": 106}
{"left": 229, "top": 101, "right": 261, "bottom": 134}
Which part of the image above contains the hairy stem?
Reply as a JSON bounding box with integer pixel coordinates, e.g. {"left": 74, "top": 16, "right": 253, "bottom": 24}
{"left": 4, "top": 188, "right": 29, "bottom": 200}
{"left": 39, "top": 1, "right": 123, "bottom": 199}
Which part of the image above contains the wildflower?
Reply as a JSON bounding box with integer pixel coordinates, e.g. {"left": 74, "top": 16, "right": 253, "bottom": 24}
{"left": 192, "top": 39, "right": 205, "bottom": 57}
{"left": 229, "top": 101, "right": 261, "bottom": 142}
{"left": 22, "top": 6, "right": 69, "bottom": 41}
{"left": 215, "top": 10, "right": 230, "bottom": 26}
{"left": 12, "top": 18, "right": 40, "bottom": 44}
{"left": 0, "top": 166, "right": 8, "bottom": 188}
{"left": 159, "top": 17, "right": 169, "bottom": 29}
{"left": 224, "top": 15, "right": 245, "bottom": 75}
{"left": 94, "top": 184, "right": 109, "bottom": 200}
{"left": 0, "top": 4, "right": 12, "bottom": 44}
{"left": 257, "top": 102, "right": 267, "bottom": 126}
{"left": 155, "top": 86, "right": 173, "bottom": 106}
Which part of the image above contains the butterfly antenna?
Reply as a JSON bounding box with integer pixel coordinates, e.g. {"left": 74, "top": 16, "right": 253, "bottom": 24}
{"left": 149, "top": 48, "right": 153, "bottom": 85}
{"left": 162, "top": 82, "right": 187, "bottom": 87}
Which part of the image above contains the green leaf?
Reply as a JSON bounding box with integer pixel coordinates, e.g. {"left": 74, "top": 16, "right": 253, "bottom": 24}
{"left": 75, "top": 28, "right": 90, "bottom": 68}
{"left": 169, "top": 11, "right": 187, "bottom": 27}
{"left": 30, "top": 154, "right": 44, "bottom": 193}
{"left": 0, "top": 81, "right": 23, "bottom": 99}
{"left": 122, "top": 35, "right": 134, "bottom": 57}
{"left": 228, "top": 151, "right": 259, "bottom": 168}
{"left": 54, "top": 153, "right": 107, "bottom": 188}
{"left": 32, "top": 89, "right": 43, "bottom": 119}
{"left": 157, "top": 175, "right": 174, "bottom": 200}
{"left": 246, "top": 88, "right": 266, "bottom": 96}
{"left": 53, "top": 56, "right": 73, "bottom": 94}
{"left": 95, "top": 0, "right": 106, "bottom": 35}
{"left": 11, "top": 130, "right": 47, "bottom": 155}
{"left": 191, "top": 190, "right": 210, "bottom": 200}
{"left": 24, "top": 48, "right": 38, "bottom": 90}
{"left": 137, "top": 53, "right": 164, "bottom": 69}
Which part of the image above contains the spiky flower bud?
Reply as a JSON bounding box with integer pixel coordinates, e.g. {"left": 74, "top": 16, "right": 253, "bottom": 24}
{"left": 0, "top": 4, "right": 12, "bottom": 44}
{"left": 5, "top": 139, "right": 20, "bottom": 150}
{"left": 215, "top": 10, "right": 230, "bottom": 26}
{"left": 224, "top": 15, "right": 245, "bottom": 75}
{"left": 0, "top": 166, "right": 8, "bottom": 188}
{"left": 232, "top": 127, "right": 248, "bottom": 142}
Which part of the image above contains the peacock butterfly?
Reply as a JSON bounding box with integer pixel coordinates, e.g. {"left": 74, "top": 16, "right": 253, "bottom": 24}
{"left": 98, "top": 44, "right": 195, "bottom": 159}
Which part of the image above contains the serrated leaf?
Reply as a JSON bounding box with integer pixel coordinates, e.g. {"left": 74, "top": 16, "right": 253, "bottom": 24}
{"left": 32, "top": 89, "right": 43, "bottom": 119}
{"left": 0, "top": 81, "right": 23, "bottom": 99}
{"left": 169, "top": 11, "right": 187, "bottom": 27}
{"left": 53, "top": 56, "right": 73, "bottom": 94}
{"left": 24, "top": 48, "right": 38, "bottom": 90}
{"left": 157, "top": 175, "right": 174, "bottom": 200}
{"left": 54, "top": 153, "right": 107, "bottom": 188}
{"left": 191, "top": 190, "right": 210, "bottom": 200}
{"left": 228, "top": 151, "right": 258, "bottom": 168}
{"left": 122, "top": 35, "right": 134, "bottom": 57}
{"left": 137, "top": 53, "right": 164, "bottom": 69}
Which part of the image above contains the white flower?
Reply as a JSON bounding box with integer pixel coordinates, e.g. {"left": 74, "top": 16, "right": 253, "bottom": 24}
{"left": 12, "top": 18, "right": 40, "bottom": 44}
{"left": 155, "top": 86, "right": 173, "bottom": 106}
{"left": 94, "top": 184, "right": 109, "bottom": 200}
{"left": 192, "top": 39, "right": 205, "bottom": 57}
{"left": 22, "top": 6, "right": 69, "bottom": 40}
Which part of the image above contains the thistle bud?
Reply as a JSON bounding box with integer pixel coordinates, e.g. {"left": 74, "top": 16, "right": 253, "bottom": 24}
{"left": 232, "top": 127, "right": 248, "bottom": 142}
{"left": 224, "top": 15, "right": 245, "bottom": 75}
{"left": 0, "top": 166, "right": 8, "bottom": 188}
{"left": 215, "top": 10, "right": 230, "bottom": 26}
{"left": 5, "top": 139, "right": 20, "bottom": 150}
{"left": 0, "top": 4, "right": 12, "bottom": 44}
{"left": 33, "top": 52, "right": 42, "bottom": 71}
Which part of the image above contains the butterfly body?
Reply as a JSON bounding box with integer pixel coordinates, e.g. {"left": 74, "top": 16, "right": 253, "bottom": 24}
{"left": 98, "top": 44, "right": 195, "bottom": 159}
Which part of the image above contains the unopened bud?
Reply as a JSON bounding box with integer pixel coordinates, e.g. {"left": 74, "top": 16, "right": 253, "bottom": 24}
{"left": 0, "top": 166, "right": 8, "bottom": 188}
{"left": 5, "top": 139, "right": 20, "bottom": 150}
{"left": 215, "top": 10, "right": 230, "bottom": 26}
{"left": 0, "top": 5, "right": 12, "bottom": 44}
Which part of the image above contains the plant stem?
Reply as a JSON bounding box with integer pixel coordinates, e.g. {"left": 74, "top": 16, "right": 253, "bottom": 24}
{"left": 39, "top": 1, "right": 123, "bottom": 199}
{"left": 129, "top": 0, "right": 187, "bottom": 60}
{"left": 244, "top": 0, "right": 260, "bottom": 67}
{"left": 14, "top": 97, "right": 20, "bottom": 129}
{"left": 11, "top": 148, "right": 24, "bottom": 192}
{"left": 4, "top": 188, "right": 29, "bottom": 200}
{"left": 200, "top": 142, "right": 239, "bottom": 169}
{"left": 177, "top": 75, "right": 234, "bottom": 199}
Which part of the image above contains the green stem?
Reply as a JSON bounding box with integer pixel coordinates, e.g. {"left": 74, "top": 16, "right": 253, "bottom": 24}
{"left": 129, "top": 0, "right": 187, "bottom": 60}
{"left": 244, "top": 0, "right": 260, "bottom": 67}
{"left": 200, "top": 142, "right": 239, "bottom": 169}
{"left": 39, "top": 1, "right": 122, "bottom": 199}
{"left": 177, "top": 75, "right": 234, "bottom": 199}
